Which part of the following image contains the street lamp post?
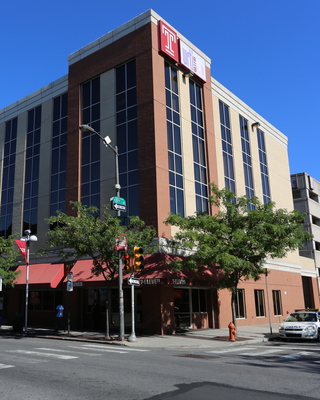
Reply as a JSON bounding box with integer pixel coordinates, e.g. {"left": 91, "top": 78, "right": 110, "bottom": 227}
{"left": 79, "top": 124, "right": 125, "bottom": 341}
{"left": 20, "top": 229, "right": 38, "bottom": 332}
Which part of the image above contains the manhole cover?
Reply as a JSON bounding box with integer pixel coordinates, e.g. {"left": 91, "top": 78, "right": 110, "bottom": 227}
{"left": 175, "top": 354, "right": 220, "bottom": 360}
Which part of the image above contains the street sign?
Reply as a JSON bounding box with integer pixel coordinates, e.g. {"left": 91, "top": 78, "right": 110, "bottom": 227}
{"left": 111, "top": 196, "right": 126, "bottom": 212}
{"left": 128, "top": 276, "right": 140, "bottom": 286}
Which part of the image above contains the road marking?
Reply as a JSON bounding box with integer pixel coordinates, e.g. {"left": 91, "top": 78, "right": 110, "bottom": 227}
{"left": 5, "top": 350, "right": 78, "bottom": 360}
{"left": 0, "top": 363, "right": 14, "bottom": 369}
{"left": 281, "top": 351, "right": 312, "bottom": 360}
{"left": 241, "top": 349, "right": 284, "bottom": 356}
{"left": 80, "top": 344, "right": 150, "bottom": 352}
{"left": 35, "top": 347, "right": 102, "bottom": 356}
{"left": 207, "top": 347, "right": 257, "bottom": 354}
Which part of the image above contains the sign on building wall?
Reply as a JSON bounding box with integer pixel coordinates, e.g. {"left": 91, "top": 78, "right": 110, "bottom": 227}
{"left": 179, "top": 40, "right": 206, "bottom": 82}
{"left": 158, "top": 20, "right": 207, "bottom": 82}
{"left": 159, "top": 21, "right": 179, "bottom": 63}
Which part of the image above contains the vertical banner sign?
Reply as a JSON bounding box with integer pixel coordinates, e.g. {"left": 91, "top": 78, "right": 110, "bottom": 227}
{"left": 15, "top": 240, "right": 28, "bottom": 263}
{"left": 0, "top": 275, "right": 2, "bottom": 292}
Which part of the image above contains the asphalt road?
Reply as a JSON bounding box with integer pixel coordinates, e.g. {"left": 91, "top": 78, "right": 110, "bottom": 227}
{"left": 0, "top": 337, "right": 319, "bottom": 399}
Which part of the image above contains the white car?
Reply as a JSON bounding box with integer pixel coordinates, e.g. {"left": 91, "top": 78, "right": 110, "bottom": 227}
{"left": 279, "top": 309, "right": 320, "bottom": 340}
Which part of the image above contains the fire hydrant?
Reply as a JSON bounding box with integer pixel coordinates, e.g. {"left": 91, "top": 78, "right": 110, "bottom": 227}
{"left": 228, "top": 321, "right": 236, "bottom": 342}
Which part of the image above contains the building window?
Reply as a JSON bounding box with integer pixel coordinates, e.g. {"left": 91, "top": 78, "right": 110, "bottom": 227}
{"left": 81, "top": 77, "right": 101, "bottom": 210}
{"left": 257, "top": 129, "right": 270, "bottom": 204}
{"left": 254, "top": 289, "right": 265, "bottom": 317}
{"left": 165, "top": 62, "right": 184, "bottom": 217}
{"left": 28, "top": 290, "right": 63, "bottom": 311}
{"left": 50, "top": 93, "right": 67, "bottom": 216}
{"left": 0, "top": 118, "right": 17, "bottom": 238}
{"left": 24, "top": 106, "right": 41, "bottom": 234}
{"left": 219, "top": 101, "right": 235, "bottom": 193}
{"left": 116, "top": 60, "right": 139, "bottom": 217}
{"left": 235, "top": 289, "right": 246, "bottom": 319}
{"left": 272, "top": 290, "right": 282, "bottom": 316}
{"left": 240, "top": 116, "right": 255, "bottom": 210}
{"left": 190, "top": 81, "right": 208, "bottom": 213}
{"left": 192, "top": 289, "right": 207, "bottom": 312}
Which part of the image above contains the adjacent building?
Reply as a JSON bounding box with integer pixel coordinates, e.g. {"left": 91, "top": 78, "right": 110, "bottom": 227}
{"left": 1, "top": 9, "right": 318, "bottom": 334}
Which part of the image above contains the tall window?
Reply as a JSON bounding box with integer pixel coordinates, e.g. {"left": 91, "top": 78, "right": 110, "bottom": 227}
{"left": 190, "top": 81, "right": 208, "bottom": 213}
{"left": 272, "top": 290, "right": 282, "bottom": 316}
{"left": 116, "top": 60, "right": 139, "bottom": 216}
{"left": 50, "top": 93, "right": 67, "bottom": 216}
{"left": 219, "top": 101, "right": 235, "bottom": 193}
{"left": 257, "top": 128, "right": 270, "bottom": 204}
{"left": 24, "top": 106, "right": 41, "bottom": 234}
{"left": 192, "top": 289, "right": 207, "bottom": 312}
{"left": 240, "top": 116, "right": 255, "bottom": 210}
{"left": 254, "top": 289, "right": 265, "bottom": 317}
{"left": 81, "top": 77, "right": 100, "bottom": 209}
{"left": 165, "top": 62, "right": 184, "bottom": 216}
{"left": 235, "top": 289, "right": 246, "bottom": 319}
{"left": 0, "top": 118, "right": 17, "bottom": 238}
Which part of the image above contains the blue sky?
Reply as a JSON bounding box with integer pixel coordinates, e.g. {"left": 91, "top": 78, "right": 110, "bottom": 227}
{"left": 1, "top": 0, "right": 319, "bottom": 178}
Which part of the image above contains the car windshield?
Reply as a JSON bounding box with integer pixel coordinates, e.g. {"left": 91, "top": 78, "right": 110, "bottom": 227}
{"left": 285, "top": 313, "right": 317, "bottom": 322}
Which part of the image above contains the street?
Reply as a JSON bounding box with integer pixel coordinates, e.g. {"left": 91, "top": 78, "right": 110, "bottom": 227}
{"left": 0, "top": 336, "right": 320, "bottom": 399}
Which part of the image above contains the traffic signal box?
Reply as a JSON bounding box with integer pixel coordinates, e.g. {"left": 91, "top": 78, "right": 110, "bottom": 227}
{"left": 123, "top": 254, "right": 130, "bottom": 271}
{"left": 134, "top": 247, "right": 144, "bottom": 271}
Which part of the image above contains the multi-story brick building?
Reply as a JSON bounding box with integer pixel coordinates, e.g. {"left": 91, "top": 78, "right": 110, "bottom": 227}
{"left": 1, "top": 9, "right": 317, "bottom": 334}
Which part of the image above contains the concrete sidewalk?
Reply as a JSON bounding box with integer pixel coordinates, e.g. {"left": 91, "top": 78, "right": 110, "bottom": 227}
{"left": 0, "top": 323, "right": 280, "bottom": 349}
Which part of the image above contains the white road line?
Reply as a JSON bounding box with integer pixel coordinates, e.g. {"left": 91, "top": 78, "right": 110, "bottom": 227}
{"left": 241, "top": 349, "right": 284, "bottom": 356}
{"left": 5, "top": 350, "right": 78, "bottom": 360}
{"left": 281, "top": 351, "right": 312, "bottom": 360}
{"left": 80, "top": 344, "right": 150, "bottom": 352}
{"left": 0, "top": 363, "right": 14, "bottom": 369}
{"left": 207, "top": 347, "right": 257, "bottom": 354}
{"left": 68, "top": 345, "right": 127, "bottom": 354}
{"left": 35, "top": 347, "right": 102, "bottom": 356}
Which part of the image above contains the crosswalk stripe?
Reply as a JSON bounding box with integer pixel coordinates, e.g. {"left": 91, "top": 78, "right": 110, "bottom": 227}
{"left": 5, "top": 350, "right": 78, "bottom": 360}
{"left": 81, "top": 344, "right": 149, "bottom": 352}
{"left": 207, "top": 347, "right": 257, "bottom": 354}
{"left": 35, "top": 347, "right": 102, "bottom": 356}
{"left": 0, "top": 363, "right": 14, "bottom": 369}
{"left": 281, "top": 351, "right": 312, "bottom": 360}
{"left": 241, "top": 349, "right": 284, "bottom": 356}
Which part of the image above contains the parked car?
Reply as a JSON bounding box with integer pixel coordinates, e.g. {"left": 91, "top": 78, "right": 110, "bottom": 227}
{"left": 279, "top": 309, "right": 320, "bottom": 340}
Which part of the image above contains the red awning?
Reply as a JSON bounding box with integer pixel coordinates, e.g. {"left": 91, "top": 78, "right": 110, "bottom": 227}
{"left": 14, "top": 263, "right": 65, "bottom": 288}
{"left": 67, "top": 255, "right": 219, "bottom": 287}
{"left": 69, "top": 259, "right": 105, "bottom": 283}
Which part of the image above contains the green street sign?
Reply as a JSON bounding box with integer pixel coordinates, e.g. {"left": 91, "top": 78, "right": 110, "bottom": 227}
{"left": 111, "top": 197, "right": 126, "bottom": 212}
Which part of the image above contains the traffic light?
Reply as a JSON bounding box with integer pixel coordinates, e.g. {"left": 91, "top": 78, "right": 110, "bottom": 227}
{"left": 123, "top": 254, "right": 130, "bottom": 271}
{"left": 134, "top": 247, "right": 144, "bottom": 271}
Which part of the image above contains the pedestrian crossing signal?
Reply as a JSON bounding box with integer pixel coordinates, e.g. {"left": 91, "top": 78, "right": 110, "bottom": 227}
{"left": 134, "top": 247, "right": 144, "bottom": 271}
{"left": 123, "top": 254, "right": 130, "bottom": 271}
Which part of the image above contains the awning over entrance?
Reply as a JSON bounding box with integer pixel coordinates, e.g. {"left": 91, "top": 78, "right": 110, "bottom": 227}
{"left": 69, "top": 259, "right": 105, "bottom": 284}
{"left": 14, "top": 263, "right": 65, "bottom": 288}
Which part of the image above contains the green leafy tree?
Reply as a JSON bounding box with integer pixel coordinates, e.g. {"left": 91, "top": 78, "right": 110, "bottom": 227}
{"left": 165, "top": 184, "right": 311, "bottom": 326}
{"left": 44, "top": 202, "right": 156, "bottom": 338}
{"left": 0, "top": 236, "right": 20, "bottom": 287}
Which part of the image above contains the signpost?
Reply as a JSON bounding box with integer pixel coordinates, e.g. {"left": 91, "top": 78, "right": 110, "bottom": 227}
{"left": 127, "top": 275, "right": 140, "bottom": 342}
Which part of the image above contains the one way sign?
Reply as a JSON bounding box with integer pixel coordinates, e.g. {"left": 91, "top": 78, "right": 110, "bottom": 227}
{"left": 128, "top": 277, "right": 140, "bottom": 286}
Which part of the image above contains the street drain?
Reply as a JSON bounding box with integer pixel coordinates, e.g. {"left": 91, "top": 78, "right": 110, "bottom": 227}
{"left": 175, "top": 354, "right": 220, "bottom": 360}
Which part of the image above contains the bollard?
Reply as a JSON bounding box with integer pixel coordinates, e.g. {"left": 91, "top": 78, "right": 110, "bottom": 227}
{"left": 228, "top": 321, "right": 236, "bottom": 341}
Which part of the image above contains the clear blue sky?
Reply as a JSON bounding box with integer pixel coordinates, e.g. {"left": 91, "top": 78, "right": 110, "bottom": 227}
{"left": 1, "top": 0, "right": 319, "bottom": 178}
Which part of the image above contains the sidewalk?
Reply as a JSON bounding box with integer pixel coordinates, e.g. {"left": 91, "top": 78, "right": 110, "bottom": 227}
{"left": 0, "top": 323, "right": 280, "bottom": 349}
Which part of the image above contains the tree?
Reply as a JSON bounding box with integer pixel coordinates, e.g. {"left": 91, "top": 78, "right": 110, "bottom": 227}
{"left": 165, "top": 184, "right": 311, "bottom": 326}
{"left": 44, "top": 202, "right": 156, "bottom": 338}
{"left": 0, "top": 235, "right": 20, "bottom": 287}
